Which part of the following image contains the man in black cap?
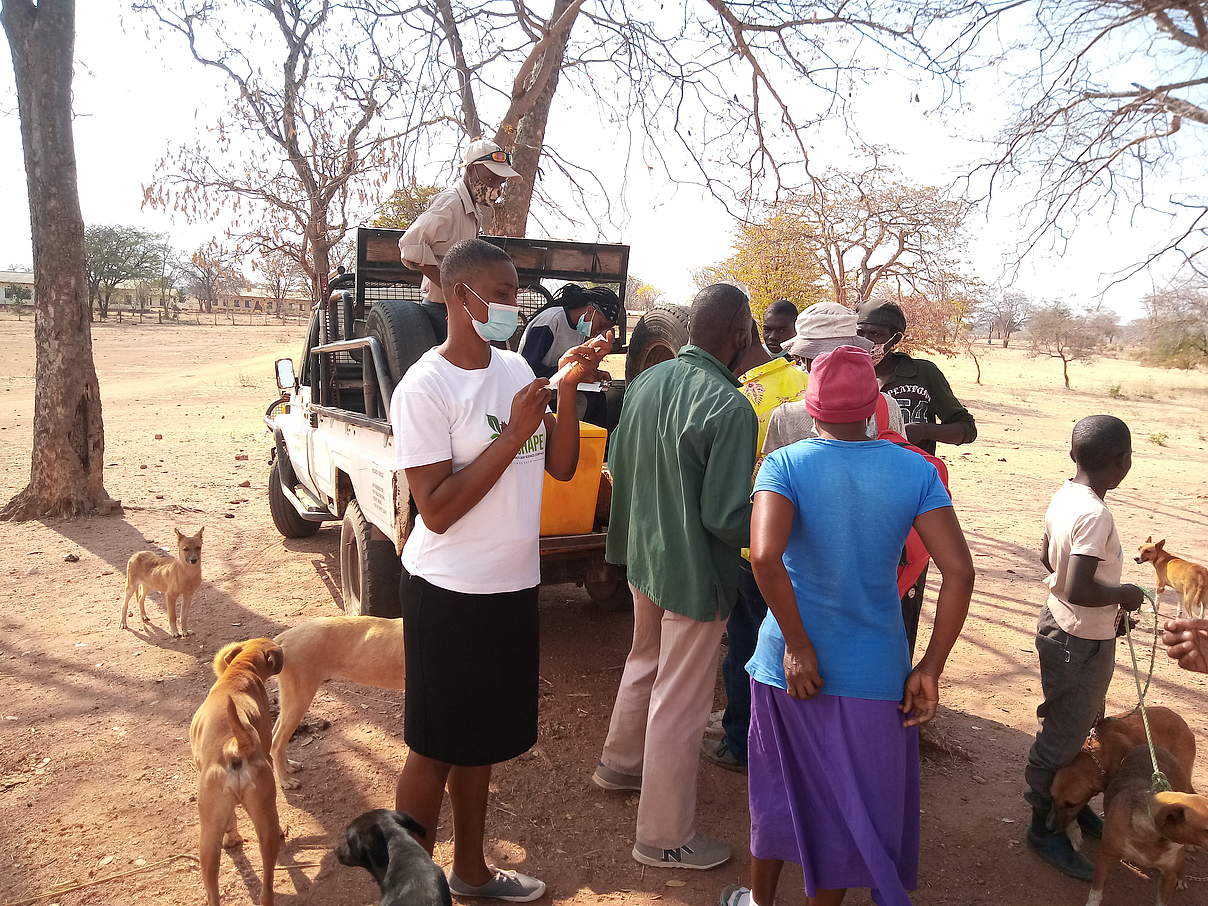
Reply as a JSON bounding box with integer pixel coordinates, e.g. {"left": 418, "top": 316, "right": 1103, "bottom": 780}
{"left": 856, "top": 301, "right": 977, "bottom": 455}
{"left": 856, "top": 299, "right": 976, "bottom": 652}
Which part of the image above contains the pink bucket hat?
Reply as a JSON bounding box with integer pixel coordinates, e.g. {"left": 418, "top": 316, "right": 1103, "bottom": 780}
{"left": 804, "top": 345, "right": 879, "bottom": 423}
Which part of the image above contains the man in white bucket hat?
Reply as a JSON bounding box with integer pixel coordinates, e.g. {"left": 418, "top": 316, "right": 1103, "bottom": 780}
{"left": 398, "top": 138, "right": 520, "bottom": 338}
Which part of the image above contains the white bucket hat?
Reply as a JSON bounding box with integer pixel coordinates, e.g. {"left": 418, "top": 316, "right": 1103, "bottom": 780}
{"left": 783, "top": 301, "right": 874, "bottom": 359}
{"left": 461, "top": 138, "right": 520, "bottom": 178}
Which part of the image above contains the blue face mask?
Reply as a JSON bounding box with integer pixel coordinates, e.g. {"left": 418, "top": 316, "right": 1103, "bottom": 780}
{"left": 576, "top": 313, "right": 594, "bottom": 338}
{"left": 462, "top": 284, "right": 519, "bottom": 342}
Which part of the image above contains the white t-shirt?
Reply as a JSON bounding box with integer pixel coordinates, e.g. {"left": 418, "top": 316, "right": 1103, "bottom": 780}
{"left": 390, "top": 348, "right": 547, "bottom": 594}
{"left": 1043, "top": 480, "right": 1123, "bottom": 640}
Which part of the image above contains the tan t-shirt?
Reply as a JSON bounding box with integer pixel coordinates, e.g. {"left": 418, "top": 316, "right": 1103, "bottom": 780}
{"left": 397, "top": 180, "right": 492, "bottom": 304}
{"left": 1043, "top": 480, "right": 1123, "bottom": 640}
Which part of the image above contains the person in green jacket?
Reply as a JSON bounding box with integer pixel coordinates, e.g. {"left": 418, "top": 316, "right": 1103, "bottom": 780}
{"left": 591, "top": 284, "right": 757, "bottom": 872}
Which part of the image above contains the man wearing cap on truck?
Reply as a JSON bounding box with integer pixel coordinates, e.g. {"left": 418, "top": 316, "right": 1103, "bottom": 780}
{"left": 398, "top": 138, "right": 520, "bottom": 340}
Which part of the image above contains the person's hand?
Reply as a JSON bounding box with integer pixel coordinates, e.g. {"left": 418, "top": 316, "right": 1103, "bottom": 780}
{"left": 505, "top": 379, "right": 550, "bottom": 442}
{"left": 904, "top": 422, "right": 932, "bottom": 445}
{"left": 1118, "top": 584, "right": 1146, "bottom": 612}
{"left": 595, "top": 368, "right": 612, "bottom": 383}
{"left": 556, "top": 332, "right": 611, "bottom": 388}
{"left": 901, "top": 666, "right": 940, "bottom": 727}
{"left": 1163, "top": 618, "right": 1208, "bottom": 674}
{"left": 783, "top": 640, "right": 823, "bottom": 700}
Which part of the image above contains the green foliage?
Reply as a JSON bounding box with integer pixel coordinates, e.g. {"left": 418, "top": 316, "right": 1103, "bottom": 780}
{"left": 1148, "top": 432, "right": 1169, "bottom": 447}
{"left": 372, "top": 186, "right": 445, "bottom": 231}
{"left": 1107, "top": 384, "right": 1124, "bottom": 399}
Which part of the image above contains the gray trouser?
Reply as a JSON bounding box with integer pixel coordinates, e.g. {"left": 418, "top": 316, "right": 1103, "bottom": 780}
{"left": 1024, "top": 606, "right": 1116, "bottom": 809}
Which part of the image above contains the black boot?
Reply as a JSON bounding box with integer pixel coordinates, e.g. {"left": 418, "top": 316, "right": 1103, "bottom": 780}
{"left": 1076, "top": 805, "right": 1104, "bottom": 840}
{"left": 1026, "top": 807, "right": 1094, "bottom": 881}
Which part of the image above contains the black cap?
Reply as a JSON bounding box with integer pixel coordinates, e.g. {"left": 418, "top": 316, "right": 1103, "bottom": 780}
{"left": 856, "top": 300, "right": 906, "bottom": 333}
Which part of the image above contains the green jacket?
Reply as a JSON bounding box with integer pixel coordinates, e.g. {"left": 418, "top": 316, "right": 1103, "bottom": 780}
{"left": 606, "top": 346, "right": 757, "bottom": 621}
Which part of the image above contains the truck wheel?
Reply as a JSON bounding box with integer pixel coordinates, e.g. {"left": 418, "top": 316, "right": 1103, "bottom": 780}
{"left": 586, "top": 568, "right": 633, "bottom": 613}
{"left": 624, "top": 304, "right": 690, "bottom": 383}
{"left": 340, "top": 498, "right": 401, "bottom": 618}
{"left": 269, "top": 460, "right": 321, "bottom": 539}
{"left": 367, "top": 298, "right": 439, "bottom": 387}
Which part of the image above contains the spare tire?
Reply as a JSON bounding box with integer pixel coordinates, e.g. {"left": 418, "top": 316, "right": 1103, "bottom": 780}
{"left": 625, "top": 304, "right": 690, "bottom": 383}
{"left": 368, "top": 298, "right": 439, "bottom": 389}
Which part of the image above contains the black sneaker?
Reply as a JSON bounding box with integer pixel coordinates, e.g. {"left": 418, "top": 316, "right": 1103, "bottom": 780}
{"left": 1026, "top": 825, "right": 1094, "bottom": 881}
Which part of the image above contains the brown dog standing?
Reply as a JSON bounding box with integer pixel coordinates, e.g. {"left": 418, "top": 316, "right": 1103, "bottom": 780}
{"left": 1050, "top": 706, "right": 1196, "bottom": 834}
{"left": 191, "top": 638, "right": 284, "bottom": 906}
{"left": 1136, "top": 537, "right": 1208, "bottom": 619}
{"left": 1086, "top": 746, "right": 1208, "bottom": 906}
{"left": 120, "top": 527, "right": 204, "bottom": 637}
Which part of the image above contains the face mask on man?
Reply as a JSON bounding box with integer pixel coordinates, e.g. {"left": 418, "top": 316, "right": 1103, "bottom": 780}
{"left": 461, "top": 284, "right": 519, "bottom": 342}
{"left": 576, "top": 313, "right": 595, "bottom": 338}
{"left": 868, "top": 332, "right": 901, "bottom": 367}
{"left": 469, "top": 179, "right": 504, "bottom": 206}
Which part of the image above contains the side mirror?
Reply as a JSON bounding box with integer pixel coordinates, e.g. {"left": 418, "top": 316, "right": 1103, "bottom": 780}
{"left": 274, "top": 357, "right": 296, "bottom": 392}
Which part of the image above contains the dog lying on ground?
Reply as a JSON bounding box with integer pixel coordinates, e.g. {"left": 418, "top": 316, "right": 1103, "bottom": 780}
{"left": 337, "top": 809, "right": 452, "bottom": 906}
{"left": 119, "top": 526, "right": 204, "bottom": 637}
{"left": 1086, "top": 745, "right": 1208, "bottom": 906}
{"left": 270, "top": 616, "right": 403, "bottom": 789}
{"left": 1137, "top": 537, "right": 1208, "bottom": 619}
{"left": 1050, "top": 706, "right": 1195, "bottom": 834}
{"left": 191, "top": 638, "right": 284, "bottom": 906}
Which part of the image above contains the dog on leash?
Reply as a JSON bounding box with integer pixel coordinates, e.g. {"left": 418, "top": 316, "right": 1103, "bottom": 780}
{"left": 191, "top": 638, "right": 284, "bottom": 906}
{"left": 1136, "top": 537, "right": 1208, "bottom": 619}
{"left": 119, "top": 527, "right": 204, "bottom": 637}
{"left": 270, "top": 616, "right": 403, "bottom": 789}
{"left": 337, "top": 809, "right": 452, "bottom": 906}
{"left": 1050, "top": 706, "right": 1196, "bottom": 835}
{"left": 1086, "top": 745, "right": 1208, "bottom": 906}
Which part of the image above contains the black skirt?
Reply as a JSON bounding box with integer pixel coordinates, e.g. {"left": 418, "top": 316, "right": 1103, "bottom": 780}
{"left": 400, "top": 573, "right": 539, "bottom": 766}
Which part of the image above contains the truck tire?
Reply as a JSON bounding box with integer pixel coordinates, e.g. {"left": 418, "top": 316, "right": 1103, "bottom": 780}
{"left": 368, "top": 298, "right": 439, "bottom": 387}
{"left": 624, "top": 304, "right": 690, "bottom": 383}
{"left": 339, "top": 498, "right": 401, "bottom": 618}
{"left": 269, "top": 459, "right": 321, "bottom": 539}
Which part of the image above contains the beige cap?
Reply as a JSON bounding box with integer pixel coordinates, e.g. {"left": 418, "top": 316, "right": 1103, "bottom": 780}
{"left": 461, "top": 138, "right": 520, "bottom": 178}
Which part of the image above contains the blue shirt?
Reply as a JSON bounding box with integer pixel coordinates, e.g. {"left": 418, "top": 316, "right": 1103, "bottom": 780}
{"left": 746, "top": 438, "right": 952, "bottom": 701}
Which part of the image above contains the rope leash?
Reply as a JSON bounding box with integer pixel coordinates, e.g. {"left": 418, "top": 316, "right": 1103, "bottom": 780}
{"left": 1124, "top": 588, "right": 1171, "bottom": 794}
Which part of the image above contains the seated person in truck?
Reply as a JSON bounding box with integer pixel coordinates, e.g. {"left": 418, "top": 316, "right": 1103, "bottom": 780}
{"left": 518, "top": 283, "right": 619, "bottom": 425}
{"left": 389, "top": 238, "right": 604, "bottom": 903}
{"left": 397, "top": 138, "right": 519, "bottom": 341}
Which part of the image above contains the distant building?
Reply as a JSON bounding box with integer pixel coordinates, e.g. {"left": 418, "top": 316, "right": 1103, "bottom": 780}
{"left": 0, "top": 270, "right": 34, "bottom": 306}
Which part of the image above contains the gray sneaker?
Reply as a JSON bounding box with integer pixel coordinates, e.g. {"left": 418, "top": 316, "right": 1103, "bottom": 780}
{"left": 632, "top": 832, "right": 731, "bottom": 870}
{"left": 591, "top": 762, "right": 641, "bottom": 792}
{"left": 448, "top": 868, "right": 546, "bottom": 902}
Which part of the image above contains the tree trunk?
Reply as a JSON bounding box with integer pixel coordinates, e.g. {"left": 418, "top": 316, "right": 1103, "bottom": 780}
{"left": 1061, "top": 355, "right": 1071, "bottom": 390}
{"left": 493, "top": 0, "right": 578, "bottom": 237}
{"left": 1, "top": 0, "right": 117, "bottom": 520}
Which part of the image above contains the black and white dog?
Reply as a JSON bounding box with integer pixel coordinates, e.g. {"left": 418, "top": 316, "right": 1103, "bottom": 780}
{"left": 336, "top": 809, "right": 452, "bottom": 906}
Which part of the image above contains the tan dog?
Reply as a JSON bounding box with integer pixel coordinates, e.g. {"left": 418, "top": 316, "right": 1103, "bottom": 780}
{"left": 191, "top": 638, "right": 284, "bottom": 906}
{"left": 1086, "top": 746, "right": 1208, "bottom": 906}
{"left": 119, "top": 527, "right": 204, "bottom": 637}
{"left": 1136, "top": 537, "right": 1208, "bottom": 619}
{"left": 1051, "top": 706, "right": 1195, "bottom": 833}
{"left": 270, "top": 616, "right": 403, "bottom": 790}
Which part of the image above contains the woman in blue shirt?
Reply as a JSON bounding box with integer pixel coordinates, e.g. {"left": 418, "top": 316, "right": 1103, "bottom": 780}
{"left": 723, "top": 346, "right": 975, "bottom": 906}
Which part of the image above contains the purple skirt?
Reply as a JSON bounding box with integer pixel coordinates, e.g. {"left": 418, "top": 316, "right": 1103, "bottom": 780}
{"left": 748, "top": 680, "right": 920, "bottom": 906}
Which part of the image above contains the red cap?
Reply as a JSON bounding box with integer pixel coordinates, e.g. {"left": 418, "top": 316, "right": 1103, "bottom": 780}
{"left": 805, "top": 345, "right": 878, "bottom": 423}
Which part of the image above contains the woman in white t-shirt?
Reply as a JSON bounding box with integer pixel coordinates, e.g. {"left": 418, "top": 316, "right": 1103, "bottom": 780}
{"left": 389, "top": 238, "right": 603, "bottom": 903}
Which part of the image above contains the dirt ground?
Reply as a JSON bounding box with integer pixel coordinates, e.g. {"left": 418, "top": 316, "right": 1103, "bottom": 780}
{"left": 4, "top": 317, "right": 1208, "bottom": 906}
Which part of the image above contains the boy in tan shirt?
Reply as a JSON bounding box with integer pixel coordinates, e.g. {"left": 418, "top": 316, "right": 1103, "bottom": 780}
{"left": 1025, "top": 415, "right": 1145, "bottom": 880}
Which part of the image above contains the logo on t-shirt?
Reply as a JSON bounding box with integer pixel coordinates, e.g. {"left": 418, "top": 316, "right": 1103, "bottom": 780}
{"left": 486, "top": 414, "right": 545, "bottom": 457}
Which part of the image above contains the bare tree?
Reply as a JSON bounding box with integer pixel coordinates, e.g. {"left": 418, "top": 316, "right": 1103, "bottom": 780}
{"left": 1142, "top": 278, "right": 1208, "bottom": 366}
{"left": 1027, "top": 301, "right": 1107, "bottom": 390}
{"left": 184, "top": 241, "right": 246, "bottom": 313}
{"left": 775, "top": 164, "right": 967, "bottom": 308}
{"left": 984, "top": 289, "right": 1029, "bottom": 348}
{"left": 138, "top": 0, "right": 437, "bottom": 304}
{"left": 624, "top": 275, "right": 664, "bottom": 313}
{"left": 84, "top": 224, "right": 163, "bottom": 320}
{"left": 254, "top": 250, "right": 308, "bottom": 315}
{"left": 974, "top": 1, "right": 1208, "bottom": 281}
{"left": 1, "top": 0, "right": 118, "bottom": 519}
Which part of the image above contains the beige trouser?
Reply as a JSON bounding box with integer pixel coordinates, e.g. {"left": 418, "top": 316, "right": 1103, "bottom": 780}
{"left": 600, "top": 584, "right": 726, "bottom": 849}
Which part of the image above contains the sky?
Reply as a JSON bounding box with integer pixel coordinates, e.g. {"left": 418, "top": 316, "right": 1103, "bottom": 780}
{"left": 0, "top": 2, "right": 1197, "bottom": 322}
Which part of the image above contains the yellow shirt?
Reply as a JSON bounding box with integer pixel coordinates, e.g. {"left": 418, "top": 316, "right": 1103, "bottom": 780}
{"left": 738, "top": 355, "right": 809, "bottom": 560}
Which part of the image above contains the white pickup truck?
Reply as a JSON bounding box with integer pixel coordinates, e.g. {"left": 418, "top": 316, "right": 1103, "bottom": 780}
{"left": 263, "top": 228, "right": 687, "bottom": 617}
